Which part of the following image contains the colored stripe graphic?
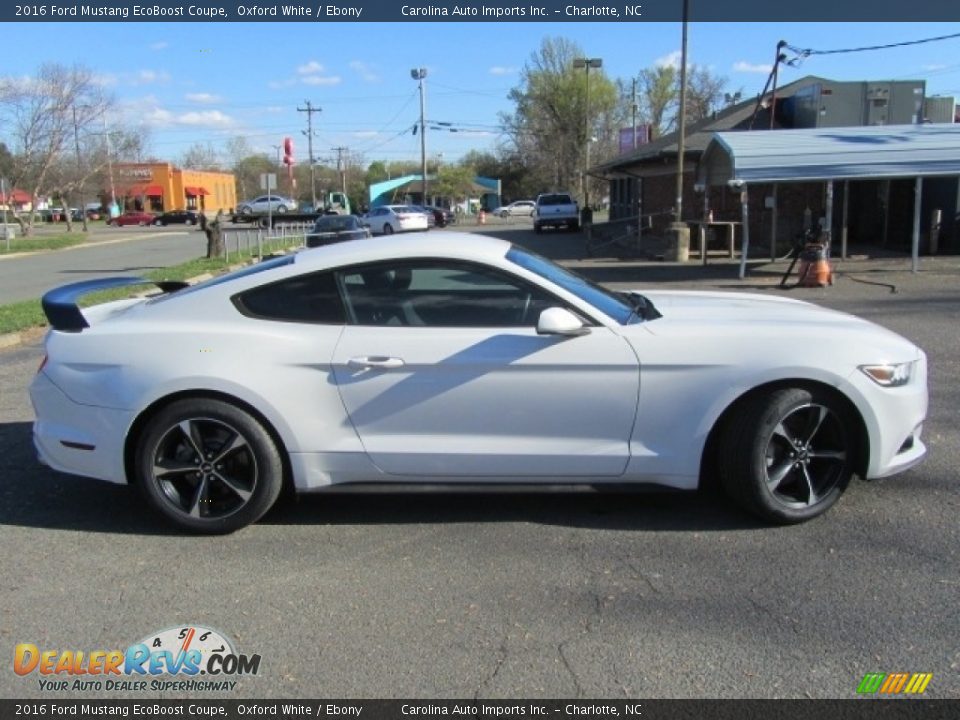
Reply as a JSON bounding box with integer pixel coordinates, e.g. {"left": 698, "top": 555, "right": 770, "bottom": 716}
{"left": 857, "top": 672, "right": 932, "bottom": 695}
{"left": 904, "top": 673, "right": 933, "bottom": 694}
{"left": 857, "top": 673, "right": 886, "bottom": 693}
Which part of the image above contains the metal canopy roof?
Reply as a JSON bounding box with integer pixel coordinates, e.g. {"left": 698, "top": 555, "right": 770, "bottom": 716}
{"left": 699, "top": 123, "right": 960, "bottom": 186}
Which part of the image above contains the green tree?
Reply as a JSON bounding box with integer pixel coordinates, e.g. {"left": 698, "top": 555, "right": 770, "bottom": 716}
{"left": 501, "top": 36, "right": 619, "bottom": 203}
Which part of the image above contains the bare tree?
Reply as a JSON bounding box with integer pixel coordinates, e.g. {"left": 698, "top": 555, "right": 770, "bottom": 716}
{"left": 0, "top": 63, "right": 113, "bottom": 236}
{"left": 180, "top": 142, "right": 221, "bottom": 170}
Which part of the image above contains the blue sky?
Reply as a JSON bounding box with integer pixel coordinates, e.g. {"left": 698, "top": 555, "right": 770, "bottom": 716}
{"left": 6, "top": 21, "right": 960, "bottom": 168}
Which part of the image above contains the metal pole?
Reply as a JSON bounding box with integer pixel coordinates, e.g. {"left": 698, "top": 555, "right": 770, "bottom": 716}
{"left": 420, "top": 74, "right": 428, "bottom": 203}
{"left": 825, "top": 180, "right": 834, "bottom": 258}
{"left": 911, "top": 177, "right": 922, "bottom": 273}
{"left": 2, "top": 177, "right": 9, "bottom": 253}
{"left": 103, "top": 116, "right": 116, "bottom": 214}
{"left": 674, "top": 0, "right": 689, "bottom": 223}
{"left": 72, "top": 106, "right": 89, "bottom": 232}
{"left": 739, "top": 186, "right": 750, "bottom": 280}
{"left": 632, "top": 77, "right": 638, "bottom": 150}
{"left": 297, "top": 100, "right": 320, "bottom": 211}
{"left": 770, "top": 184, "right": 778, "bottom": 261}
{"left": 585, "top": 63, "right": 592, "bottom": 210}
{"left": 841, "top": 180, "right": 849, "bottom": 260}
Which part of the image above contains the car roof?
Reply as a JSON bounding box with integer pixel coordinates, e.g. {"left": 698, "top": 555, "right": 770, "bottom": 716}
{"left": 293, "top": 232, "right": 512, "bottom": 269}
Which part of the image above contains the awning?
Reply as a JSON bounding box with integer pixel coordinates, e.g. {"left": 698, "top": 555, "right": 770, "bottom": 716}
{"left": 196, "top": 186, "right": 210, "bottom": 196}
{"left": 0, "top": 189, "right": 32, "bottom": 203}
{"left": 184, "top": 186, "right": 210, "bottom": 197}
{"left": 699, "top": 123, "right": 960, "bottom": 186}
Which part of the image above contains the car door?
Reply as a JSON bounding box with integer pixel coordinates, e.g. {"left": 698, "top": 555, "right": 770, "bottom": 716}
{"left": 330, "top": 260, "right": 640, "bottom": 478}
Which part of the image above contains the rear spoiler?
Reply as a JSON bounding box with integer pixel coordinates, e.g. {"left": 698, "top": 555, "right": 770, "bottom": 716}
{"left": 41, "top": 277, "right": 190, "bottom": 332}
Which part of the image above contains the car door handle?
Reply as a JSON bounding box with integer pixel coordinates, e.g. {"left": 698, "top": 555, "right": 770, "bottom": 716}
{"left": 347, "top": 356, "right": 405, "bottom": 369}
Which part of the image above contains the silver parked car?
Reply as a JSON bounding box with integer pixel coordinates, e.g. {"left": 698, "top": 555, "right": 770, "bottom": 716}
{"left": 492, "top": 200, "right": 536, "bottom": 218}
{"left": 237, "top": 195, "right": 298, "bottom": 215}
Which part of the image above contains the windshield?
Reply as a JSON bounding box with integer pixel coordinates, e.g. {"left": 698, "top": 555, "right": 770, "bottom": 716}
{"left": 506, "top": 246, "right": 636, "bottom": 325}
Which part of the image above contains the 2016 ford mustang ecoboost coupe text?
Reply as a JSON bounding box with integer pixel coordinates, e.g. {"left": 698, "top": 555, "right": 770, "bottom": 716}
{"left": 30, "top": 234, "right": 927, "bottom": 533}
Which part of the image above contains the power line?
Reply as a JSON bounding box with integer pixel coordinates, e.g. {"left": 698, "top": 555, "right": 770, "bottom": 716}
{"left": 785, "top": 31, "right": 960, "bottom": 61}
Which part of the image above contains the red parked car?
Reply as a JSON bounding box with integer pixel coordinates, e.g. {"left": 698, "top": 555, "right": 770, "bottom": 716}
{"left": 108, "top": 211, "right": 156, "bottom": 227}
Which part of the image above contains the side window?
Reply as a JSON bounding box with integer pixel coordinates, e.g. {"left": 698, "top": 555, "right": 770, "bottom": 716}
{"left": 338, "top": 261, "right": 561, "bottom": 328}
{"left": 233, "top": 271, "right": 345, "bottom": 324}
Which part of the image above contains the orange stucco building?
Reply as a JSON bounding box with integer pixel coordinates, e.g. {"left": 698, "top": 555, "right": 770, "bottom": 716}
{"left": 110, "top": 162, "right": 237, "bottom": 214}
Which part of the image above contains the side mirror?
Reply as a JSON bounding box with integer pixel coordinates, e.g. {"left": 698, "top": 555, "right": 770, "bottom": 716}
{"left": 536, "top": 307, "right": 590, "bottom": 337}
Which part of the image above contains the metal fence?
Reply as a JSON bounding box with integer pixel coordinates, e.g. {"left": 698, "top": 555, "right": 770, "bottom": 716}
{"left": 220, "top": 223, "right": 309, "bottom": 263}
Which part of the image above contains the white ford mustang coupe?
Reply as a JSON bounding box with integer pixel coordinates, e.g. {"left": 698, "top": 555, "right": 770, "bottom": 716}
{"left": 30, "top": 234, "right": 927, "bottom": 533}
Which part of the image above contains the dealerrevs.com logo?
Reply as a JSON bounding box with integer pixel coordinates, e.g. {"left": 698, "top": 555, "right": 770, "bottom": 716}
{"left": 14, "top": 625, "right": 261, "bottom": 692}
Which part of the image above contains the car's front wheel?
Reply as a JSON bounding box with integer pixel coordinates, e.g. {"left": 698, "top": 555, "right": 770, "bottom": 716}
{"left": 383, "top": 223, "right": 394, "bottom": 235}
{"left": 276, "top": 205, "right": 287, "bottom": 214}
{"left": 134, "top": 398, "right": 284, "bottom": 534}
{"left": 719, "top": 387, "right": 855, "bottom": 524}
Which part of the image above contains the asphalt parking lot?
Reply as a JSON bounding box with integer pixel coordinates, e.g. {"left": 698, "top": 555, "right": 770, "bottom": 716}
{"left": 0, "top": 236, "right": 958, "bottom": 700}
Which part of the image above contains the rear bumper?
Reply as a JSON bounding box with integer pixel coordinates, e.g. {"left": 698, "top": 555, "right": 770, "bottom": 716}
{"left": 30, "top": 372, "right": 133, "bottom": 485}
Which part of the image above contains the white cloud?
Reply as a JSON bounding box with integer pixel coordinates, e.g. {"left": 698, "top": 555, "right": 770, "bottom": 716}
{"left": 734, "top": 61, "right": 773, "bottom": 74}
{"left": 349, "top": 61, "right": 380, "bottom": 83}
{"left": 185, "top": 92, "right": 222, "bottom": 104}
{"left": 150, "top": 41, "right": 169, "bottom": 51}
{"left": 177, "top": 110, "right": 235, "bottom": 128}
{"left": 924, "top": 63, "right": 948, "bottom": 71}
{"left": 132, "top": 69, "right": 171, "bottom": 86}
{"left": 489, "top": 66, "right": 518, "bottom": 76}
{"left": 297, "top": 60, "right": 324, "bottom": 75}
{"left": 139, "top": 104, "right": 235, "bottom": 129}
{"left": 302, "top": 75, "right": 341, "bottom": 86}
{"left": 655, "top": 50, "right": 682, "bottom": 69}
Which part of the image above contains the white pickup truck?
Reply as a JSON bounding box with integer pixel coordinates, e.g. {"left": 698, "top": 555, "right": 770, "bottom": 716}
{"left": 533, "top": 192, "right": 580, "bottom": 233}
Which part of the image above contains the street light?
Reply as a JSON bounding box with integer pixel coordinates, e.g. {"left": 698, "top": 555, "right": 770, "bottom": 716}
{"left": 411, "top": 67, "right": 428, "bottom": 204}
{"left": 573, "top": 57, "right": 602, "bottom": 210}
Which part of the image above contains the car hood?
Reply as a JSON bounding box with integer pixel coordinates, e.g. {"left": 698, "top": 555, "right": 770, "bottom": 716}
{"left": 632, "top": 290, "right": 920, "bottom": 358}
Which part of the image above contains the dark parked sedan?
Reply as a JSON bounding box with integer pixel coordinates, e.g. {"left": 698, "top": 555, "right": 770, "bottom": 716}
{"left": 305, "top": 214, "right": 371, "bottom": 248}
{"left": 153, "top": 210, "right": 201, "bottom": 227}
{"left": 425, "top": 205, "right": 455, "bottom": 227}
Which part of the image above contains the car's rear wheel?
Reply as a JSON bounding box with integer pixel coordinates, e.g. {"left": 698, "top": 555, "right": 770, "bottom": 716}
{"left": 138, "top": 220, "right": 147, "bottom": 226}
{"left": 383, "top": 223, "right": 394, "bottom": 235}
{"left": 719, "top": 387, "right": 854, "bottom": 524}
{"left": 184, "top": 218, "right": 194, "bottom": 226}
{"left": 135, "top": 398, "right": 284, "bottom": 534}
{"left": 500, "top": 210, "right": 509, "bottom": 218}
{"left": 153, "top": 219, "right": 163, "bottom": 226}
{"left": 276, "top": 205, "right": 287, "bottom": 214}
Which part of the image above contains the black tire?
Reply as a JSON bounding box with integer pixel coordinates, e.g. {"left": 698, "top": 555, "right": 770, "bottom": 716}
{"left": 134, "top": 398, "right": 284, "bottom": 534}
{"left": 184, "top": 218, "right": 194, "bottom": 226}
{"left": 383, "top": 223, "right": 394, "bottom": 235}
{"left": 500, "top": 210, "right": 509, "bottom": 219}
{"left": 240, "top": 206, "right": 253, "bottom": 216}
{"left": 258, "top": 216, "right": 270, "bottom": 229}
{"left": 153, "top": 219, "right": 163, "bottom": 226}
{"left": 534, "top": 223, "right": 542, "bottom": 234}
{"left": 719, "top": 387, "right": 855, "bottom": 524}
{"left": 276, "top": 205, "right": 287, "bottom": 214}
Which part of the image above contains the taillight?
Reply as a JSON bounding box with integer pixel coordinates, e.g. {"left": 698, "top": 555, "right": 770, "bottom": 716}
{"left": 37, "top": 355, "right": 48, "bottom": 374}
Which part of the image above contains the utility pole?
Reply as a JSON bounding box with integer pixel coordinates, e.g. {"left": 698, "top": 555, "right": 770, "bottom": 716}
{"left": 72, "top": 106, "right": 89, "bottom": 232}
{"left": 411, "top": 68, "right": 428, "bottom": 204}
{"left": 297, "top": 100, "right": 322, "bottom": 210}
{"left": 632, "top": 77, "right": 639, "bottom": 150}
{"left": 333, "top": 146, "right": 348, "bottom": 194}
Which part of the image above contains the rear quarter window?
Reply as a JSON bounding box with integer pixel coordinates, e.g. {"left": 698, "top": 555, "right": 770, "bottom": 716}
{"left": 233, "top": 271, "right": 345, "bottom": 324}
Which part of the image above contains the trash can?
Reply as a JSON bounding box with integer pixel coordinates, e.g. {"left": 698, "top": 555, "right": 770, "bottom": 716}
{"left": 580, "top": 206, "right": 594, "bottom": 226}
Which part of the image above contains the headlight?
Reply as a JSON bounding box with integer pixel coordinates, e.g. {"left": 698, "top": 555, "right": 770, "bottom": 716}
{"left": 859, "top": 361, "right": 914, "bottom": 387}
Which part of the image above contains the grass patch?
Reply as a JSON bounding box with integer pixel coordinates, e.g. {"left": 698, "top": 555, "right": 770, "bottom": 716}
{"left": 0, "top": 234, "right": 302, "bottom": 336}
{"left": 0, "top": 232, "right": 89, "bottom": 254}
